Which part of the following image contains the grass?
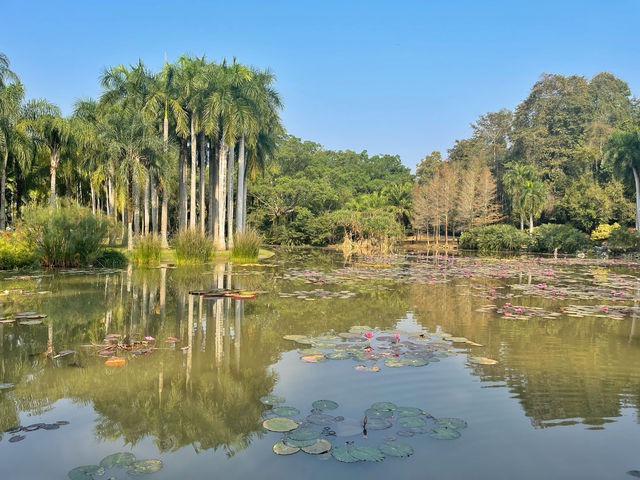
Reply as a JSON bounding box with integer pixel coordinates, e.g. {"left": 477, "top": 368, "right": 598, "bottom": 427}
{"left": 172, "top": 230, "right": 215, "bottom": 264}
{"left": 231, "top": 228, "right": 262, "bottom": 262}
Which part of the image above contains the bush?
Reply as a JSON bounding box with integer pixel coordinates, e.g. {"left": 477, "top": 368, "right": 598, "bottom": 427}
{"left": 94, "top": 249, "right": 128, "bottom": 268}
{"left": 134, "top": 235, "right": 162, "bottom": 265}
{"left": 459, "top": 225, "right": 530, "bottom": 252}
{"left": 590, "top": 223, "right": 619, "bottom": 242}
{"left": 531, "top": 224, "right": 592, "bottom": 254}
{"left": 0, "top": 232, "right": 38, "bottom": 269}
{"left": 172, "top": 230, "right": 214, "bottom": 264}
{"left": 607, "top": 226, "right": 640, "bottom": 252}
{"left": 21, "top": 205, "right": 110, "bottom": 267}
{"left": 231, "top": 228, "right": 262, "bottom": 261}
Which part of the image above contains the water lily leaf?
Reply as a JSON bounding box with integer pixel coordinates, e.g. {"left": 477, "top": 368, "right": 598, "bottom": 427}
{"left": 19, "top": 320, "right": 43, "bottom": 326}
{"left": 100, "top": 452, "right": 136, "bottom": 468}
{"left": 370, "top": 402, "right": 397, "bottom": 412}
{"left": 301, "top": 354, "right": 326, "bottom": 363}
{"left": 378, "top": 441, "right": 414, "bottom": 457}
{"left": 449, "top": 336, "right": 468, "bottom": 343}
{"left": 365, "top": 408, "right": 393, "bottom": 419}
{"left": 263, "top": 417, "right": 299, "bottom": 432}
{"left": 301, "top": 439, "right": 332, "bottom": 454}
{"left": 325, "top": 352, "right": 351, "bottom": 360}
{"left": 271, "top": 406, "right": 300, "bottom": 417}
{"left": 468, "top": 356, "right": 498, "bottom": 365}
{"left": 104, "top": 357, "right": 125, "bottom": 367}
{"left": 0, "top": 383, "right": 14, "bottom": 390}
{"left": 396, "top": 406, "right": 422, "bottom": 417}
{"left": 0, "top": 319, "right": 15, "bottom": 324}
{"left": 68, "top": 465, "right": 105, "bottom": 480}
{"left": 309, "top": 342, "right": 335, "bottom": 349}
{"left": 312, "top": 400, "right": 339, "bottom": 410}
{"left": 4, "top": 426, "right": 22, "bottom": 434}
{"left": 298, "top": 348, "right": 323, "bottom": 355}
{"left": 9, "top": 434, "right": 25, "bottom": 443}
{"left": 331, "top": 445, "right": 358, "bottom": 463}
{"left": 314, "top": 335, "right": 341, "bottom": 342}
{"left": 398, "top": 416, "right": 426, "bottom": 428}
{"left": 273, "top": 442, "right": 300, "bottom": 455}
{"left": 286, "top": 427, "right": 321, "bottom": 442}
{"left": 428, "top": 426, "right": 461, "bottom": 440}
{"left": 354, "top": 365, "right": 380, "bottom": 372}
{"left": 437, "top": 417, "right": 467, "bottom": 430}
{"left": 349, "top": 446, "right": 385, "bottom": 462}
{"left": 366, "top": 418, "right": 393, "bottom": 430}
{"left": 306, "top": 413, "right": 337, "bottom": 425}
{"left": 349, "top": 326, "right": 373, "bottom": 334}
{"left": 283, "top": 436, "right": 318, "bottom": 448}
{"left": 126, "top": 459, "right": 163, "bottom": 475}
{"left": 283, "top": 335, "right": 313, "bottom": 344}
{"left": 384, "top": 357, "right": 406, "bottom": 368}
{"left": 260, "top": 395, "right": 285, "bottom": 405}
{"left": 627, "top": 471, "right": 640, "bottom": 478}
{"left": 53, "top": 350, "right": 76, "bottom": 359}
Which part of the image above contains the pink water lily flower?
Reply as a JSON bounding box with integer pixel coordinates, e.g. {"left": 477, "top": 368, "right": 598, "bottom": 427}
{"left": 394, "top": 334, "right": 400, "bottom": 339}
{"left": 145, "top": 336, "right": 155, "bottom": 341}
{"left": 364, "top": 332, "right": 373, "bottom": 339}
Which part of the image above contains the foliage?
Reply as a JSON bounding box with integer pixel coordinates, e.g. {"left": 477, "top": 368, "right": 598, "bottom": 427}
{"left": 459, "top": 224, "right": 530, "bottom": 251}
{"left": 93, "top": 248, "right": 128, "bottom": 268}
{"left": 133, "top": 234, "right": 162, "bottom": 265}
{"left": 172, "top": 230, "right": 214, "bottom": 264}
{"left": 231, "top": 228, "right": 262, "bottom": 261}
{"left": 20, "top": 205, "right": 110, "bottom": 267}
{"left": 530, "top": 224, "right": 592, "bottom": 254}
{"left": 607, "top": 225, "right": 640, "bottom": 252}
{"left": 590, "top": 223, "right": 620, "bottom": 242}
{"left": 0, "top": 231, "right": 38, "bottom": 269}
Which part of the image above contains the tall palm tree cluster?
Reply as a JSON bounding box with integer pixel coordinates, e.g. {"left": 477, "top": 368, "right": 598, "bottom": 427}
{"left": 0, "top": 53, "right": 283, "bottom": 250}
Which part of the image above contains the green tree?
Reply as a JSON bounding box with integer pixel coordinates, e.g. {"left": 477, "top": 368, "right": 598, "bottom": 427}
{"left": 607, "top": 128, "right": 640, "bottom": 230}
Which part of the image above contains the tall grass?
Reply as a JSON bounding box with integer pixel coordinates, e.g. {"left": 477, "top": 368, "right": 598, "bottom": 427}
{"left": 133, "top": 234, "right": 162, "bottom": 265}
{"left": 231, "top": 228, "right": 262, "bottom": 261}
{"left": 172, "top": 230, "right": 215, "bottom": 264}
{"left": 0, "top": 231, "right": 38, "bottom": 269}
{"left": 21, "top": 205, "right": 110, "bottom": 267}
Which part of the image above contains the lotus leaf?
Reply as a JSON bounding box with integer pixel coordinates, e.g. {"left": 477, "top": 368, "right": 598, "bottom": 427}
{"left": 396, "top": 406, "right": 422, "bottom": 417}
{"left": 273, "top": 442, "right": 300, "bottom": 455}
{"left": 437, "top": 417, "right": 467, "bottom": 430}
{"left": 283, "top": 436, "right": 318, "bottom": 448}
{"left": 364, "top": 408, "right": 393, "bottom": 419}
{"left": 428, "top": 426, "right": 461, "bottom": 440}
{"left": 312, "top": 400, "right": 339, "bottom": 410}
{"left": 68, "top": 465, "right": 105, "bottom": 480}
{"left": 310, "top": 342, "right": 336, "bottom": 349}
{"left": 100, "top": 452, "right": 136, "bottom": 468}
{"left": 307, "top": 414, "right": 337, "bottom": 425}
{"left": 349, "top": 446, "right": 385, "bottom": 462}
{"left": 371, "top": 402, "right": 397, "bottom": 412}
{"left": 325, "top": 352, "right": 351, "bottom": 360}
{"left": 127, "top": 459, "right": 163, "bottom": 475}
{"left": 301, "top": 439, "right": 332, "bottom": 454}
{"left": 314, "top": 335, "right": 341, "bottom": 342}
{"left": 286, "top": 427, "right": 321, "bottom": 442}
{"left": 331, "top": 445, "right": 358, "bottom": 463}
{"left": 260, "top": 395, "right": 286, "bottom": 405}
{"left": 378, "top": 441, "right": 414, "bottom": 457}
{"left": 365, "top": 418, "right": 392, "bottom": 430}
{"left": 398, "top": 416, "right": 426, "bottom": 428}
{"left": 271, "top": 406, "right": 300, "bottom": 417}
{"left": 263, "top": 417, "right": 299, "bottom": 432}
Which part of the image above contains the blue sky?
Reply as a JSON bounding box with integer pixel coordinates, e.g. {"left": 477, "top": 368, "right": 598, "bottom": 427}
{"left": 2, "top": 0, "right": 639, "bottom": 170}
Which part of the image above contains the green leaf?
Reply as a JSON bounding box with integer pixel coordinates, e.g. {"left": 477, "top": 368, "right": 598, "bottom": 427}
{"left": 68, "top": 466, "right": 105, "bottom": 480}
{"left": 271, "top": 406, "right": 300, "bottom": 417}
{"left": 126, "top": 459, "right": 163, "bottom": 475}
{"left": 398, "top": 416, "right": 426, "bottom": 428}
{"left": 437, "top": 417, "right": 467, "bottom": 430}
{"left": 273, "top": 442, "right": 300, "bottom": 455}
{"left": 260, "top": 395, "right": 286, "bottom": 406}
{"left": 331, "top": 445, "right": 358, "bottom": 463}
{"left": 378, "top": 441, "right": 414, "bottom": 457}
{"left": 312, "top": 399, "right": 339, "bottom": 410}
{"left": 370, "top": 402, "right": 397, "bottom": 412}
{"left": 301, "top": 439, "right": 332, "bottom": 454}
{"left": 349, "top": 446, "right": 385, "bottom": 462}
{"left": 99, "top": 452, "right": 136, "bottom": 468}
{"left": 262, "top": 417, "right": 299, "bottom": 432}
{"left": 428, "top": 426, "right": 461, "bottom": 440}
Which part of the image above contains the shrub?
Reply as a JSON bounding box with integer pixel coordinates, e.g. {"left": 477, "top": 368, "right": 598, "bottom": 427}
{"left": 134, "top": 235, "right": 162, "bottom": 265}
{"left": 607, "top": 225, "right": 640, "bottom": 252}
{"left": 231, "top": 228, "right": 262, "bottom": 261}
{"left": 590, "top": 223, "right": 619, "bottom": 242}
{"left": 0, "top": 232, "right": 38, "bottom": 269}
{"left": 531, "top": 224, "right": 592, "bottom": 254}
{"left": 94, "top": 249, "right": 128, "bottom": 268}
{"left": 21, "top": 205, "right": 110, "bottom": 267}
{"left": 459, "top": 225, "right": 530, "bottom": 252}
{"left": 172, "top": 230, "right": 214, "bottom": 264}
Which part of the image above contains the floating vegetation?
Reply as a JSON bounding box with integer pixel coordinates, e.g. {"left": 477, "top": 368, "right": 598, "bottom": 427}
{"left": 68, "top": 465, "right": 105, "bottom": 480}
{"left": 189, "top": 288, "right": 259, "bottom": 300}
{"left": 127, "top": 459, "right": 164, "bottom": 475}
{"left": 260, "top": 395, "right": 286, "bottom": 406}
{"left": 468, "top": 356, "right": 498, "bottom": 365}
{"left": 263, "top": 417, "right": 299, "bottom": 432}
{"left": 349, "top": 446, "right": 385, "bottom": 462}
{"left": 69, "top": 453, "right": 162, "bottom": 479}
{"left": 0, "top": 383, "right": 14, "bottom": 390}
{"left": 99, "top": 452, "right": 136, "bottom": 469}
{"left": 272, "top": 406, "right": 300, "bottom": 417}
{"left": 301, "top": 438, "right": 332, "bottom": 454}
{"left": 2, "top": 420, "right": 70, "bottom": 443}
{"left": 378, "top": 441, "right": 414, "bottom": 457}
{"left": 312, "top": 400, "right": 339, "bottom": 410}
{"left": 273, "top": 442, "right": 300, "bottom": 455}
{"left": 104, "top": 356, "right": 126, "bottom": 367}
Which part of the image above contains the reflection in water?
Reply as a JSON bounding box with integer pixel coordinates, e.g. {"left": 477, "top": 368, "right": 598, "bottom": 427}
{"left": 0, "top": 252, "right": 639, "bottom": 472}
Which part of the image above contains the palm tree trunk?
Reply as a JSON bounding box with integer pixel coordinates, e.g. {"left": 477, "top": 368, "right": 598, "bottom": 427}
{"left": 208, "top": 139, "right": 216, "bottom": 236}
{"left": 227, "top": 143, "right": 235, "bottom": 249}
{"left": 161, "top": 186, "right": 169, "bottom": 248}
{"left": 178, "top": 139, "right": 187, "bottom": 230}
{"left": 133, "top": 173, "right": 140, "bottom": 238}
{"left": 151, "top": 174, "right": 158, "bottom": 234}
{"left": 0, "top": 153, "right": 7, "bottom": 230}
{"left": 236, "top": 135, "right": 245, "bottom": 233}
{"left": 90, "top": 182, "right": 95, "bottom": 214}
{"left": 216, "top": 142, "right": 227, "bottom": 250}
{"left": 199, "top": 132, "right": 206, "bottom": 233}
{"left": 520, "top": 214, "right": 524, "bottom": 231}
{"left": 143, "top": 172, "right": 150, "bottom": 236}
{"left": 49, "top": 150, "right": 59, "bottom": 207}
{"left": 242, "top": 167, "right": 247, "bottom": 231}
{"left": 529, "top": 213, "right": 534, "bottom": 233}
{"left": 633, "top": 166, "right": 640, "bottom": 231}
{"left": 189, "top": 115, "right": 197, "bottom": 230}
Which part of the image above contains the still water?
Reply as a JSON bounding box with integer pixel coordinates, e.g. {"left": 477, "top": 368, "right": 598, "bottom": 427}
{"left": 0, "top": 249, "right": 639, "bottom": 479}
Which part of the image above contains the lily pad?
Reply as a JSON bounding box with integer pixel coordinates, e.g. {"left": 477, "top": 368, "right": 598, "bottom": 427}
{"left": 260, "top": 395, "right": 285, "bottom": 405}
{"left": 325, "top": 352, "right": 351, "bottom": 360}
{"left": 273, "top": 442, "right": 300, "bottom": 455}
{"left": 271, "top": 406, "right": 300, "bottom": 417}
{"left": 301, "top": 354, "right": 326, "bottom": 363}
{"left": 437, "top": 417, "right": 467, "bottom": 430}
{"left": 298, "top": 348, "right": 323, "bottom": 355}
{"left": 100, "top": 452, "right": 136, "bottom": 468}
{"left": 396, "top": 406, "right": 422, "bottom": 417}
{"left": 370, "top": 402, "right": 397, "bottom": 412}
{"left": 365, "top": 418, "right": 393, "bottom": 430}
{"left": 378, "top": 441, "right": 414, "bottom": 457}
{"left": 19, "top": 320, "right": 43, "bottom": 326}
{"left": 283, "top": 436, "right": 318, "bottom": 448}
{"left": 9, "top": 434, "right": 25, "bottom": 443}
{"left": 428, "top": 426, "right": 461, "bottom": 440}
{"left": 312, "top": 399, "right": 339, "bottom": 410}
{"left": 331, "top": 445, "right": 358, "bottom": 463}
{"left": 126, "top": 459, "right": 163, "bottom": 475}
{"left": 398, "top": 416, "right": 426, "bottom": 428}
{"left": 449, "top": 337, "right": 468, "bottom": 343}
{"left": 365, "top": 408, "right": 393, "bottom": 419}
{"left": 263, "top": 417, "right": 299, "bottom": 432}
{"left": 0, "top": 383, "right": 14, "bottom": 390}
{"left": 307, "top": 413, "right": 338, "bottom": 425}
{"left": 349, "top": 446, "right": 385, "bottom": 462}
{"left": 301, "top": 438, "right": 332, "bottom": 454}
{"left": 68, "top": 465, "right": 105, "bottom": 480}
{"left": 286, "top": 427, "right": 320, "bottom": 442}
{"left": 468, "top": 356, "right": 498, "bottom": 365}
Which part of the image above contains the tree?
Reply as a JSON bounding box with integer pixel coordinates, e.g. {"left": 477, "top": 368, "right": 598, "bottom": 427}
{"left": 521, "top": 179, "right": 547, "bottom": 232}
{"left": 503, "top": 163, "right": 536, "bottom": 230}
{"left": 415, "top": 151, "right": 442, "bottom": 185}
{"left": 607, "top": 128, "right": 640, "bottom": 230}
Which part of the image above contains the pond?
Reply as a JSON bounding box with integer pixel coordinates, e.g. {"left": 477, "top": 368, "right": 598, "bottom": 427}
{"left": 0, "top": 249, "right": 639, "bottom": 479}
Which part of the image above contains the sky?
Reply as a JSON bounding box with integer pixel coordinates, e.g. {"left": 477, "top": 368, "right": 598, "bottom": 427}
{"left": 2, "top": 0, "right": 639, "bottom": 171}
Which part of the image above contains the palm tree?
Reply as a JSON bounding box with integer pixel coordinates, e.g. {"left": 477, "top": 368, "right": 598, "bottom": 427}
{"left": 522, "top": 179, "right": 546, "bottom": 232}
{"left": 503, "top": 163, "right": 536, "bottom": 231}
{"left": 0, "top": 78, "right": 25, "bottom": 228}
{"left": 0, "top": 53, "right": 19, "bottom": 89}
{"left": 607, "top": 128, "right": 640, "bottom": 230}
